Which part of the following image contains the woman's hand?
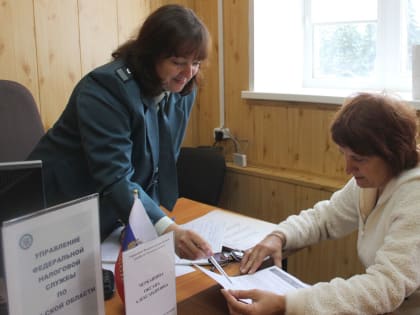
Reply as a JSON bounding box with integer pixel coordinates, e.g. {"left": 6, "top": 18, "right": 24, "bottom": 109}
{"left": 164, "top": 223, "right": 212, "bottom": 260}
{"left": 240, "top": 233, "right": 285, "bottom": 274}
{"left": 221, "top": 289, "right": 285, "bottom": 315}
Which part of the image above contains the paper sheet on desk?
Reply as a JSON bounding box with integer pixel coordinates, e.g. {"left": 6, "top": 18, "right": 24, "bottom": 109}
{"left": 175, "top": 215, "right": 226, "bottom": 265}
{"left": 195, "top": 265, "right": 309, "bottom": 303}
{"left": 197, "top": 209, "right": 277, "bottom": 251}
{"left": 101, "top": 225, "right": 124, "bottom": 264}
{"left": 175, "top": 209, "right": 277, "bottom": 265}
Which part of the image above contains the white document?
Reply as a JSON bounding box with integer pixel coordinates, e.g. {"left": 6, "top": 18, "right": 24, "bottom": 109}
{"left": 175, "top": 209, "right": 276, "bottom": 265}
{"left": 175, "top": 215, "right": 226, "bottom": 265}
{"left": 123, "top": 232, "right": 176, "bottom": 315}
{"left": 175, "top": 207, "right": 274, "bottom": 273}
{"left": 208, "top": 210, "right": 277, "bottom": 250}
{"left": 196, "top": 265, "right": 308, "bottom": 303}
{"left": 101, "top": 225, "right": 124, "bottom": 264}
{"left": 2, "top": 195, "right": 104, "bottom": 315}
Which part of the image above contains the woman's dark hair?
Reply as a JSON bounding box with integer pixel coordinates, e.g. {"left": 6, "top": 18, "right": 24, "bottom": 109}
{"left": 112, "top": 4, "right": 210, "bottom": 97}
{"left": 331, "top": 92, "right": 419, "bottom": 176}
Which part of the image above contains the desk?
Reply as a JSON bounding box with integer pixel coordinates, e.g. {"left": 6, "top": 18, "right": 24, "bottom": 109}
{"left": 105, "top": 198, "right": 237, "bottom": 315}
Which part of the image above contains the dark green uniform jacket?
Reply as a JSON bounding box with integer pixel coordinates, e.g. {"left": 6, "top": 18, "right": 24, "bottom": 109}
{"left": 28, "top": 59, "right": 195, "bottom": 239}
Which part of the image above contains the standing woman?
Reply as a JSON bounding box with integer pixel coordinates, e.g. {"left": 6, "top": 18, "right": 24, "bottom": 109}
{"left": 28, "top": 4, "right": 212, "bottom": 260}
{"left": 222, "top": 92, "right": 420, "bottom": 314}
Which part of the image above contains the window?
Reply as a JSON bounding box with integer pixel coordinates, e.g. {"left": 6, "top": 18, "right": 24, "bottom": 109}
{"left": 252, "top": 0, "right": 420, "bottom": 95}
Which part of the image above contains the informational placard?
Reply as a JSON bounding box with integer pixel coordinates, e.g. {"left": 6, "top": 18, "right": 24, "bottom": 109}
{"left": 2, "top": 195, "right": 104, "bottom": 315}
{"left": 123, "top": 232, "right": 176, "bottom": 315}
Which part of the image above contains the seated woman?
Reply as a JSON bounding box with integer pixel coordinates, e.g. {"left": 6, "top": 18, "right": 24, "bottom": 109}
{"left": 222, "top": 92, "right": 420, "bottom": 314}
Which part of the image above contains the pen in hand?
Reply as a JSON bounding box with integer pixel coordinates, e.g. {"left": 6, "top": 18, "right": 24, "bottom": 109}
{"left": 193, "top": 240, "right": 212, "bottom": 258}
{"left": 209, "top": 255, "right": 233, "bottom": 284}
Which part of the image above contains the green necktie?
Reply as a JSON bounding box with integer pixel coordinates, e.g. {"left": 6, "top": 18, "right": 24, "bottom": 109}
{"left": 145, "top": 94, "right": 178, "bottom": 210}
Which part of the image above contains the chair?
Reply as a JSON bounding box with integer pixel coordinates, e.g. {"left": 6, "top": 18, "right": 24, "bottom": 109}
{"left": 0, "top": 80, "right": 44, "bottom": 162}
{"left": 177, "top": 146, "right": 226, "bottom": 206}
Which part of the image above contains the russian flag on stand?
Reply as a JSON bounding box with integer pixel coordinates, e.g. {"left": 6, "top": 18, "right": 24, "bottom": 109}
{"left": 114, "top": 191, "right": 157, "bottom": 302}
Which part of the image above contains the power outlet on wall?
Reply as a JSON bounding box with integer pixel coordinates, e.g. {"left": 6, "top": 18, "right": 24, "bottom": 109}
{"left": 213, "top": 127, "right": 231, "bottom": 141}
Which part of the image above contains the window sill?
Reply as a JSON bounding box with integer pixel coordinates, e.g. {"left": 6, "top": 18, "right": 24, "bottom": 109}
{"left": 242, "top": 89, "right": 420, "bottom": 109}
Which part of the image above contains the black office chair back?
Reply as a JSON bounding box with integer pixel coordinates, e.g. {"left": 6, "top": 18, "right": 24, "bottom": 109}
{"left": 177, "top": 147, "right": 226, "bottom": 206}
{"left": 0, "top": 80, "right": 44, "bottom": 162}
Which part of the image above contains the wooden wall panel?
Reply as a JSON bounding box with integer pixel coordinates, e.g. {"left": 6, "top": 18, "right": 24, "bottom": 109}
{"left": 253, "top": 102, "right": 292, "bottom": 167}
{"left": 250, "top": 101, "right": 347, "bottom": 178}
{"left": 222, "top": 0, "right": 253, "bottom": 153}
{"left": 34, "top": 0, "right": 81, "bottom": 129}
{"left": 192, "top": 0, "right": 220, "bottom": 146}
{"left": 78, "top": 0, "right": 119, "bottom": 75}
{"left": 116, "top": 0, "right": 150, "bottom": 45}
{"left": 0, "top": 0, "right": 150, "bottom": 131}
{"left": 220, "top": 170, "right": 296, "bottom": 224}
{"left": 0, "top": 0, "right": 39, "bottom": 107}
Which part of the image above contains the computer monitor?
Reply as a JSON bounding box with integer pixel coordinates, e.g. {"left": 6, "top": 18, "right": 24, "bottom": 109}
{"left": 0, "top": 160, "right": 46, "bottom": 315}
{"left": 0, "top": 160, "right": 46, "bottom": 221}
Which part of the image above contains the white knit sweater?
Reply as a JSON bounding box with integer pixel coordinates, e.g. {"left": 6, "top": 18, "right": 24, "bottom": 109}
{"left": 276, "top": 166, "right": 420, "bottom": 315}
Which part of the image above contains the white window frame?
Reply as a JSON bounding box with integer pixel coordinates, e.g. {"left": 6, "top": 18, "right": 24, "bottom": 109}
{"left": 303, "top": 0, "right": 409, "bottom": 91}
{"left": 242, "top": 0, "right": 420, "bottom": 108}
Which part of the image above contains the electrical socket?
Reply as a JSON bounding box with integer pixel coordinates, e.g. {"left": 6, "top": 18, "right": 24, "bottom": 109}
{"left": 213, "top": 127, "right": 231, "bottom": 140}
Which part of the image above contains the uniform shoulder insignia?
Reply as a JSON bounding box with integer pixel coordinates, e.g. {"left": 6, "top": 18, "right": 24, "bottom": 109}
{"left": 115, "top": 67, "right": 132, "bottom": 82}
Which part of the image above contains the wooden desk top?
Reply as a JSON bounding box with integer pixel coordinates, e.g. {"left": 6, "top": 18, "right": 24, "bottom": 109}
{"left": 105, "top": 198, "right": 235, "bottom": 315}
